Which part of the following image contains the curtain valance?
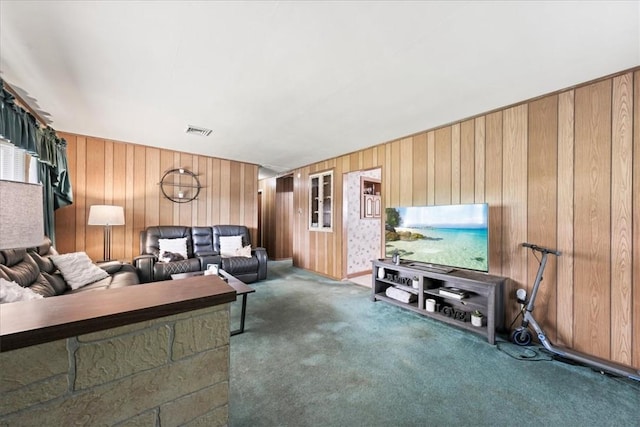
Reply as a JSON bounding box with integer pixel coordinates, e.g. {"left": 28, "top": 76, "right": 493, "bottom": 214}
{"left": 0, "top": 79, "right": 73, "bottom": 244}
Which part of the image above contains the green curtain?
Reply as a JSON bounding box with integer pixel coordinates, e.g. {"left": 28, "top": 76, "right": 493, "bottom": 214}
{"left": 0, "top": 80, "right": 73, "bottom": 244}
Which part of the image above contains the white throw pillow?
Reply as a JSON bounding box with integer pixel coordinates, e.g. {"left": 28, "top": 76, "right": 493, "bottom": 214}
{"left": 0, "top": 278, "right": 44, "bottom": 303}
{"left": 158, "top": 237, "right": 188, "bottom": 260}
{"left": 51, "top": 252, "right": 109, "bottom": 290}
{"left": 236, "top": 244, "right": 252, "bottom": 258}
{"left": 219, "top": 235, "right": 243, "bottom": 258}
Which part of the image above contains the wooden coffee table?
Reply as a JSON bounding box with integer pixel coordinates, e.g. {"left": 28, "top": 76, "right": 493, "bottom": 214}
{"left": 171, "top": 270, "right": 255, "bottom": 335}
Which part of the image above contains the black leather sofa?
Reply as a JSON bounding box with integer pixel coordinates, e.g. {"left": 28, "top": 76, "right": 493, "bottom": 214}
{"left": 0, "top": 238, "right": 140, "bottom": 297}
{"left": 134, "top": 225, "right": 267, "bottom": 284}
{"left": 213, "top": 225, "right": 268, "bottom": 284}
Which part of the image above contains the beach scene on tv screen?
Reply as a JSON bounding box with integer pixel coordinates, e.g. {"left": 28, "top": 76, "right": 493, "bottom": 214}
{"left": 385, "top": 204, "right": 489, "bottom": 272}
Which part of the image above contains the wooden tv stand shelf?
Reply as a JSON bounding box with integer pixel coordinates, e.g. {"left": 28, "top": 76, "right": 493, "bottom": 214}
{"left": 371, "top": 259, "right": 505, "bottom": 344}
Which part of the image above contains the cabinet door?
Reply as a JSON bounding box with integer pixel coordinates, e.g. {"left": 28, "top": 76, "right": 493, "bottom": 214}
{"left": 365, "top": 195, "right": 374, "bottom": 217}
{"left": 373, "top": 196, "right": 381, "bottom": 217}
{"left": 309, "top": 170, "right": 333, "bottom": 231}
{"left": 310, "top": 175, "right": 320, "bottom": 228}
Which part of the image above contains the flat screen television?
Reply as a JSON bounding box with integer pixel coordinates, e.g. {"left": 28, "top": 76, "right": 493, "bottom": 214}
{"left": 385, "top": 203, "right": 489, "bottom": 272}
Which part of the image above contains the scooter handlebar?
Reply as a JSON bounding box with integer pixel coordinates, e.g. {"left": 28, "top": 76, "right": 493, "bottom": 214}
{"left": 521, "top": 242, "right": 562, "bottom": 256}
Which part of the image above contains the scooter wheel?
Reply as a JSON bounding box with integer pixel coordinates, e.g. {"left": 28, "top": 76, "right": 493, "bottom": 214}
{"left": 511, "top": 328, "right": 532, "bottom": 346}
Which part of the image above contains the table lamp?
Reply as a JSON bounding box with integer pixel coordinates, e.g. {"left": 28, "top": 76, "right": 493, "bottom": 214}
{"left": 88, "top": 205, "right": 125, "bottom": 261}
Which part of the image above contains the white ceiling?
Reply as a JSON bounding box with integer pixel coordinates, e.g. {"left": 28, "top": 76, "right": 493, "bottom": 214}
{"left": 1, "top": 1, "right": 639, "bottom": 179}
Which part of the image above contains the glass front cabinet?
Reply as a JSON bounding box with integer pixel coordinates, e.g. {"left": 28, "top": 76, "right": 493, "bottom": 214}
{"left": 309, "top": 170, "right": 333, "bottom": 231}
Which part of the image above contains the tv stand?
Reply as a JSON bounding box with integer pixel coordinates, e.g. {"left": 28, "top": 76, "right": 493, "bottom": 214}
{"left": 405, "top": 261, "right": 454, "bottom": 274}
{"left": 371, "top": 259, "right": 505, "bottom": 344}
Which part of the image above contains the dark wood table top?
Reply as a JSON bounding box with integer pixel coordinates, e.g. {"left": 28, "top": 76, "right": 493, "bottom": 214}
{"left": 0, "top": 275, "right": 236, "bottom": 352}
{"left": 171, "top": 270, "right": 255, "bottom": 295}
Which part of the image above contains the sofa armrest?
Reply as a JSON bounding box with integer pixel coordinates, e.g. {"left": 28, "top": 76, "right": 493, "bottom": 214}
{"left": 133, "top": 254, "right": 156, "bottom": 283}
{"left": 197, "top": 254, "right": 222, "bottom": 270}
{"left": 253, "top": 247, "right": 268, "bottom": 280}
{"left": 97, "top": 260, "right": 134, "bottom": 275}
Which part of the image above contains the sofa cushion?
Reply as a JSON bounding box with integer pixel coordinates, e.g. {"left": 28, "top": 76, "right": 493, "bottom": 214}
{"left": 51, "top": 252, "right": 109, "bottom": 290}
{"left": 219, "top": 235, "right": 242, "bottom": 258}
{"left": 158, "top": 237, "right": 188, "bottom": 260}
{"left": 153, "top": 258, "right": 201, "bottom": 281}
{"left": 0, "top": 278, "right": 44, "bottom": 303}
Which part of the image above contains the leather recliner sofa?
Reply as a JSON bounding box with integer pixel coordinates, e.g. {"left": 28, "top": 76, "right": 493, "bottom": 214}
{"left": 134, "top": 225, "right": 267, "bottom": 283}
{"left": 0, "top": 238, "right": 140, "bottom": 297}
{"left": 213, "top": 225, "right": 268, "bottom": 284}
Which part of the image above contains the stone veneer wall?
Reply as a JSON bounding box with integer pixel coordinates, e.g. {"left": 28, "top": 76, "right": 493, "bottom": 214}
{"left": 0, "top": 304, "right": 230, "bottom": 426}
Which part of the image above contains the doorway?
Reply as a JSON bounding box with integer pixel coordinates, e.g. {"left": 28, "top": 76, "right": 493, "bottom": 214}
{"left": 342, "top": 168, "right": 382, "bottom": 282}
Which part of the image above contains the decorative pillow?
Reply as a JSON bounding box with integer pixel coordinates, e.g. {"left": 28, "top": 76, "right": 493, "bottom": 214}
{"left": 219, "top": 235, "right": 243, "bottom": 258}
{"left": 51, "top": 252, "right": 109, "bottom": 290}
{"left": 235, "top": 244, "right": 252, "bottom": 258}
{"left": 1, "top": 278, "right": 45, "bottom": 303}
{"left": 158, "top": 238, "right": 188, "bottom": 260}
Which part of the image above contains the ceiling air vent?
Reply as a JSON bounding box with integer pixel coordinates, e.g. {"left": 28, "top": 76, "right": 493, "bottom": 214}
{"left": 185, "top": 125, "right": 212, "bottom": 137}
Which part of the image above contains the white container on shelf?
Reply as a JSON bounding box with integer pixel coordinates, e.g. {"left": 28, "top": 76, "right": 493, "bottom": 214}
{"left": 377, "top": 267, "right": 386, "bottom": 279}
{"left": 471, "top": 313, "right": 483, "bottom": 327}
{"left": 426, "top": 298, "right": 436, "bottom": 312}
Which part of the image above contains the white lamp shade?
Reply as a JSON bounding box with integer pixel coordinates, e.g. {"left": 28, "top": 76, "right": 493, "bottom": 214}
{"left": 88, "top": 205, "right": 125, "bottom": 226}
{"left": 0, "top": 180, "right": 44, "bottom": 249}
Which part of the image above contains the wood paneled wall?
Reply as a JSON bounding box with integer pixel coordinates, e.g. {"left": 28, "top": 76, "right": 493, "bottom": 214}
{"left": 275, "top": 68, "right": 639, "bottom": 369}
{"left": 55, "top": 133, "right": 258, "bottom": 262}
{"left": 258, "top": 175, "right": 294, "bottom": 259}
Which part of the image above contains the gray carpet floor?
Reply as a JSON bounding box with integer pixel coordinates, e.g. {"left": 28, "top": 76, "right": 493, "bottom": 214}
{"left": 229, "top": 261, "right": 639, "bottom": 427}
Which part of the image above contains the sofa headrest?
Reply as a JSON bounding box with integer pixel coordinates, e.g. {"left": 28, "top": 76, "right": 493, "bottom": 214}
{"left": 141, "top": 226, "right": 194, "bottom": 257}
{"left": 30, "top": 237, "right": 58, "bottom": 257}
{"left": 212, "top": 225, "right": 251, "bottom": 251}
{"left": 192, "top": 226, "right": 215, "bottom": 256}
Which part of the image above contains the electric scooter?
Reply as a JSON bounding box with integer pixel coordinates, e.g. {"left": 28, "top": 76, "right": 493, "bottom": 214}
{"left": 511, "top": 242, "right": 640, "bottom": 381}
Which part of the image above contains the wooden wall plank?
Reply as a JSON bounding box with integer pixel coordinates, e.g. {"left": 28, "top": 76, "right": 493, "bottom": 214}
{"left": 434, "top": 127, "right": 452, "bottom": 205}
{"left": 485, "top": 112, "right": 503, "bottom": 276}
{"left": 145, "top": 148, "right": 160, "bottom": 229}
{"left": 527, "top": 95, "right": 559, "bottom": 340}
{"left": 229, "top": 162, "right": 242, "bottom": 225}
{"left": 219, "top": 160, "right": 231, "bottom": 225}
{"left": 389, "top": 141, "right": 401, "bottom": 207}
{"left": 460, "top": 119, "right": 475, "bottom": 204}
{"left": 196, "top": 156, "right": 208, "bottom": 225}
{"left": 210, "top": 158, "right": 222, "bottom": 226}
{"left": 85, "top": 137, "right": 106, "bottom": 260}
{"left": 474, "top": 117, "right": 486, "bottom": 203}
{"left": 427, "top": 131, "right": 435, "bottom": 205}
{"left": 112, "top": 142, "right": 127, "bottom": 261}
{"left": 158, "top": 151, "right": 174, "bottom": 226}
{"left": 633, "top": 71, "right": 640, "bottom": 369}
{"left": 574, "top": 80, "right": 612, "bottom": 359}
{"left": 133, "top": 146, "right": 147, "bottom": 256}
{"left": 610, "top": 73, "right": 633, "bottom": 365}
{"left": 54, "top": 133, "right": 76, "bottom": 254}
{"left": 363, "top": 147, "right": 374, "bottom": 170}
{"left": 556, "top": 89, "right": 575, "bottom": 347}
{"left": 451, "top": 124, "right": 461, "bottom": 204}
{"left": 125, "top": 144, "right": 136, "bottom": 258}
{"left": 501, "top": 105, "right": 528, "bottom": 326}
{"left": 399, "top": 137, "right": 413, "bottom": 206}
{"left": 412, "top": 133, "right": 428, "bottom": 206}
{"left": 104, "top": 141, "right": 114, "bottom": 204}
{"left": 74, "top": 136, "right": 86, "bottom": 252}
